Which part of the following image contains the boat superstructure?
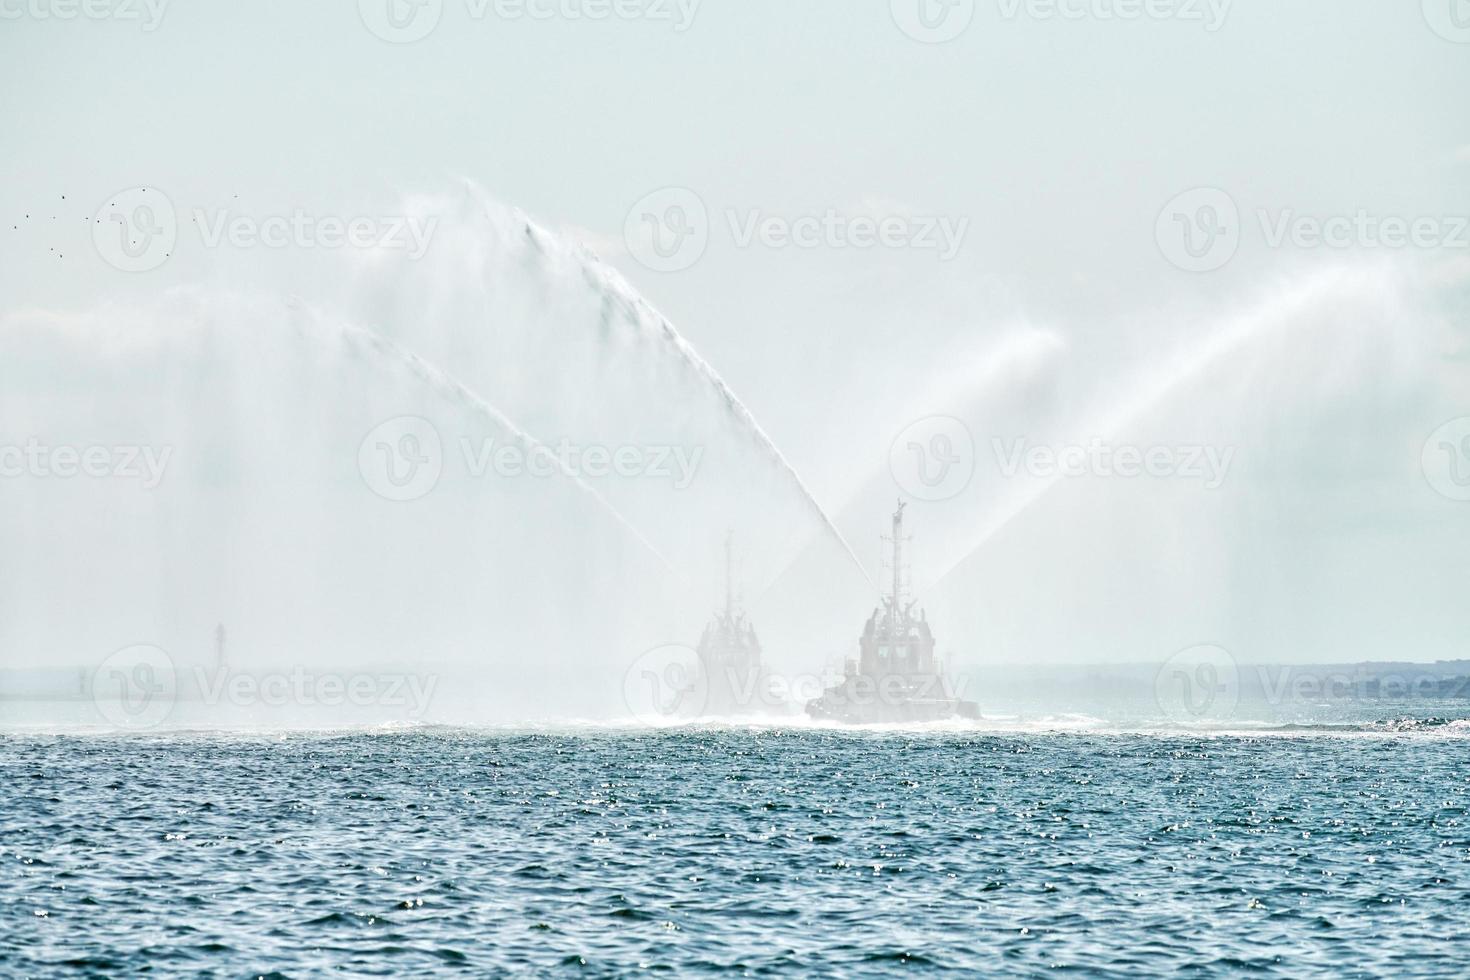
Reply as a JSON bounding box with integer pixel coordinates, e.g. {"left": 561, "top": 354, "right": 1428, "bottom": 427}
{"left": 688, "top": 533, "right": 787, "bottom": 717}
{"left": 806, "top": 502, "right": 979, "bottom": 724}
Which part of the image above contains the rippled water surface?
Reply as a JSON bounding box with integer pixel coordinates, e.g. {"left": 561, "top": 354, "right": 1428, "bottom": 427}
{"left": 4, "top": 728, "right": 1469, "bottom": 977}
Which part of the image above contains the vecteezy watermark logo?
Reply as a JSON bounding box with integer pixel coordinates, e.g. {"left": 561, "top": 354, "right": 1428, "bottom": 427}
{"left": 0, "top": 439, "right": 172, "bottom": 488}
{"left": 992, "top": 437, "right": 1235, "bottom": 488}
{"left": 0, "top": 0, "right": 171, "bottom": 30}
{"left": 359, "top": 417, "right": 444, "bottom": 502}
{"left": 1160, "top": 190, "right": 1470, "bottom": 272}
{"left": 359, "top": 0, "right": 699, "bottom": 42}
{"left": 1252, "top": 665, "right": 1469, "bottom": 704}
{"left": 620, "top": 647, "right": 852, "bottom": 725}
{"left": 1423, "top": 0, "right": 1470, "bottom": 43}
{"left": 477, "top": 0, "right": 700, "bottom": 29}
{"left": 996, "top": 0, "right": 1232, "bottom": 31}
{"left": 890, "top": 0, "right": 975, "bottom": 43}
{"left": 1423, "top": 417, "right": 1470, "bottom": 502}
{"left": 1256, "top": 209, "right": 1470, "bottom": 252}
{"left": 622, "top": 644, "right": 709, "bottom": 725}
{"left": 461, "top": 438, "right": 704, "bottom": 488}
{"left": 189, "top": 666, "right": 438, "bottom": 716}
{"left": 191, "top": 208, "right": 438, "bottom": 259}
{"left": 624, "top": 187, "right": 709, "bottom": 273}
{"left": 1154, "top": 643, "right": 1239, "bottom": 725}
{"left": 726, "top": 209, "right": 970, "bottom": 261}
{"left": 624, "top": 189, "right": 970, "bottom": 272}
{"left": 91, "top": 645, "right": 177, "bottom": 729}
{"left": 358, "top": 417, "right": 705, "bottom": 501}
{"left": 359, "top": 0, "right": 443, "bottom": 42}
{"left": 1156, "top": 187, "right": 1240, "bottom": 272}
{"left": 92, "top": 187, "right": 177, "bottom": 272}
{"left": 890, "top": 416, "right": 976, "bottom": 502}
{"left": 94, "top": 189, "right": 438, "bottom": 268}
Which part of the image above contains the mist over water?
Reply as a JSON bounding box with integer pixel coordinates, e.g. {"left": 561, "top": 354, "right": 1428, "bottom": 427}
{"left": 1, "top": 184, "right": 1466, "bottom": 728}
{"left": 0, "top": 184, "right": 889, "bottom": 726}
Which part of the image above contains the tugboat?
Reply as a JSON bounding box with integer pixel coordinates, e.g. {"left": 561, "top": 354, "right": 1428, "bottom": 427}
{"left": 686, "top": 533, "right": 790, "bottom": 717}
{"left": 806, "top": 502, "right": 979, "bottom": 724}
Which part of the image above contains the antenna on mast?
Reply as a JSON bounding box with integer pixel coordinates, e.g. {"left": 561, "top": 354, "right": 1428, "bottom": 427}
{"left": 891, "top": 501, "right": 906, "bottom": 608}
{"left": 882, "top": 500, "right": 911, "bottom": 629}
{"left": 723, "top": 529, "right": 734, "bottom": 619}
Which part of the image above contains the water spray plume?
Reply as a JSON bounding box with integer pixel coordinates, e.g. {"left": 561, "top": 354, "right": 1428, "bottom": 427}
{"left": 460, "top": 182, "right": 876, "bottom": 592}
{"left": 924, "top": 265, "right": 1360, "bottom": 595}
{"left": 298, "top": 299, "right": 678, "bottom": 573}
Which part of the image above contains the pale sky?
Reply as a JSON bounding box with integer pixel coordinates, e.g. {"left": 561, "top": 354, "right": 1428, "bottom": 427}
{"left": 2, "top": 0, "right": 1468, "bottom": 678}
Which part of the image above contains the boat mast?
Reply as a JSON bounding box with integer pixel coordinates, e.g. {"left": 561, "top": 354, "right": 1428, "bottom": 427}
{"left": 890, "top": 501, "right": 906, "bottom": 627}
{"left": 724, "top": 529, "right": 734, "bottom": 620}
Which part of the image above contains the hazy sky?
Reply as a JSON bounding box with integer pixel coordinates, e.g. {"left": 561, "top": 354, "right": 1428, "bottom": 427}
{"left": 2, "top": 0, "right": 1468, "bottom": 672}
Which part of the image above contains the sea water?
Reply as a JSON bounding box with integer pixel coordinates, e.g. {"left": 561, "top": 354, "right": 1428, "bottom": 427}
{"left": 3, "top": 724, "right": 1468, "bottom": 977}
